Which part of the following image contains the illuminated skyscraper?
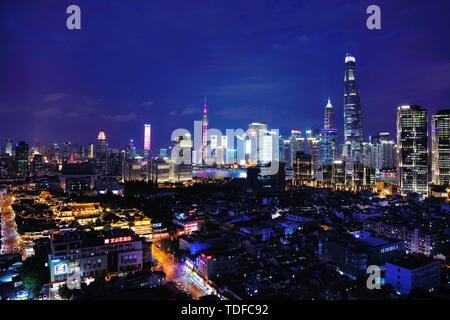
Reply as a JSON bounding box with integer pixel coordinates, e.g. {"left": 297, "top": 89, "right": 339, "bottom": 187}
{"left": 202, "top": 97, "right": 208, "bottom": 150}
{"left": 306, "top": 134, "right": 320, "bottom": 178}
{"left": 247, "top": 123, "right": 267, "bottom": 165}
{"left": 88, "top": 144, "right": 94, "bottom": 159}
{"left": 293, "top": 152, "right": 313, "bottom": 185}
{"left": 63, "top": 141, "right": 72, "bottom": 162}
{"left": 144, "top": 124, "right": 151, "bottom": 151}
{"left": 319, "top": 129, "right": 338, "bottom": 165}
{"left": 5, "top": 139, "right": 13, "bottom": 157}
{"left": 361, "top": 142, "right": 375, "bottom": 168}
{"left": 397, "top": 105, "right": 428, "bottom": 196}
{"left": 324, "top": 97, "right": 335, "bottom": 130}
{"left": 282, "top": 138, "right": 291, "bottom": 170}
{"left": 221, "top": 136, "right": 228, "bottom": 164}
{"left": 125, "top": 139, "right": 136, "bottom": 160}
{"left": 210, "top": 135, "right": 218, "bottom": 150}
{"left": 16, "top": 141, "right": 29, "bottom": 175}
{"left": 95, "top": 130, "right": 107, "bottom": 174}
{"left": 377, "top": 133, "right": 397, "bottom": 170}
{"left": 431, "top": 109, "right": 450, "bottom": 186}
{"left": 290, "top": 130, "right": 304, "bottom": 168}
{"left": 319, "top": 97, "right": 338, "bottom": 167}
{"left": 52, "top": 143, "right": 62, "bottom": 162}
{"left": 344, "top": 53, "right": 363, "bottom": 163}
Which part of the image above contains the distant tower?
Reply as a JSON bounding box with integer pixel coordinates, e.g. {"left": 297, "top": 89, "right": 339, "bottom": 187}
{"left": 324, "top": 97, "right": 335, "bottom": 129}
{"left": 125, "top": 139, "right": 136, "bottom": 160}
{"left": 320, "top": 98, "right": 338, "bottom": 166}
{"left": 144, "top": 124, "right": 151, "bottom": 151}
{"left": 344, "top": 53, "right": 363, "bottom": 164}
{"left": 16, "top": 141, "right": 29, "bottom": 175}
{"left": 5, "top": 139, "right": 13, "bottom": 157}
{"left": 202, "top": 97, "right": 208, "bottom": 150}
{"left": 96, "top": 130, "right": 107, "bottom": 174}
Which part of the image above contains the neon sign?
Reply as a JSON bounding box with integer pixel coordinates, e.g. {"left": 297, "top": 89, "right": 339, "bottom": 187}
{"left": 184, "top": 222, "right": 199, "bottom": 233}
{"left": 55, "top": 264, "right": 68, "bottom": 275}
{"left": 104, "top": 236, "right": 132, "bottom": 244}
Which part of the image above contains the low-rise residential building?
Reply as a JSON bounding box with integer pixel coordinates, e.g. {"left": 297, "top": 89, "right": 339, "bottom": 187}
{"left": 385, "top": 255, "right": 441, "bottom": 295}
{"left": 319, "top": 232, "right": 405, "bottom": 278}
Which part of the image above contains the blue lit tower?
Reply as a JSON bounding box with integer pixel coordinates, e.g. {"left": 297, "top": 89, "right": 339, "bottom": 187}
{"left": 320, "top": 98, "right": 338, "bottom": 165}
{"left": 324, "top": 97, "right": 335, "bottom": 130}
{"left": 343, "top": 53, "right": 363, "bottom": 164}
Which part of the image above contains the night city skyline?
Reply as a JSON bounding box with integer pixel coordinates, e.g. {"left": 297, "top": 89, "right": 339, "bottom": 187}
{"left": 0, "top": 0, "right": 449, "bottom": 305}
{"left": 1, "top": 0, "right": 450, "bottom": 150}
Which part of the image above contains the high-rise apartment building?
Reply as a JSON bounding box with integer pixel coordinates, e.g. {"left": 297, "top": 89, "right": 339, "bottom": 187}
{"left": 306, "top": 134, "right": 320, "bottom": 178}
{"left": 16, "top": 141, "right": 29, "bottom": 175}
{"left": 293, "top": 152, "right": 313, "bottom": 185}
{"left": 431, "top": 109, "right": 450, "bottom": 186}
{"left": 247, "top": 123, "right": 276, "bottom": 165}
{"left": 397, "top": 105, "right": 428, "bottom": 196}
{"left": 290, "top": 130, "right": 304, "bottom": 168}
{"left": 283, "top": 138, "right": 291, "bottom": 170}
{"left": 319, "top": 129, "right": 338, "bottom": 165}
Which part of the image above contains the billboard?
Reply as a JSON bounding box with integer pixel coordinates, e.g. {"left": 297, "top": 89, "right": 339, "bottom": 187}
{"left": 54, "top": 263, "right": 68, "bottom": 275}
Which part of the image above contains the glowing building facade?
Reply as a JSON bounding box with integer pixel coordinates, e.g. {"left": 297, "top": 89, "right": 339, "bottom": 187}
{"left": 306, "top": 135, "right": 320, "bottom": 178}
{"left": 319, "top": 98, "right": 338, "bottom": 172}
{"left": 144, "top": 124, "right": 151, "bottom": 151}
{"left": 5, "top": 139, "right": 13, "bottom": 157}
{"left": 319, "top": 129, "right": 338, "bottom": 165}
{"left": 343, "top": 53, "right": 363, "bottom": 164}
{"left": 95, "top": 130, "right": 107, "bottom": 174}
{"left": 324, "top": 97, "right": 335, "bottom": 130}
{"left": 397, "top": 105, "right": 428, "bottom": 196}
{"left": 202, "top": 98, "right": 208, "bottom": 151}
{"left": 431, "top": 109, "right": 450, "bottom": 186}
{"left": 290, "top": 130, "right": 304, "bottom": 168}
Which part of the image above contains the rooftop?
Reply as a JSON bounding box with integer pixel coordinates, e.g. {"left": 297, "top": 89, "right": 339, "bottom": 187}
{"left": 389, "top": 255, "right": 438, "bottom": 270}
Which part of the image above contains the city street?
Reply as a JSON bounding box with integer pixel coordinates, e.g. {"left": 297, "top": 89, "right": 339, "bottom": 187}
{"left": 151, "top": 243, "right": 209, "bottom": 299}
{"left": 0, "top": 195, "right": 20, "bottom": 255}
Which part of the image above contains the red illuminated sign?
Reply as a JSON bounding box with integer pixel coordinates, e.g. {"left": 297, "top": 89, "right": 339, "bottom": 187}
{"left": 104, "top": 236, "right": 132, "bottom": 244}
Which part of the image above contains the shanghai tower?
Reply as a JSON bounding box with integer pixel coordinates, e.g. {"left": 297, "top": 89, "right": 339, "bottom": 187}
{"left": 343, "top": 53, "right": 363, "bottom": 163}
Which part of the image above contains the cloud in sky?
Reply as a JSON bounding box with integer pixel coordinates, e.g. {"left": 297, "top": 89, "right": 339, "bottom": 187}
{"left": 34, "top": 106, "right": 63, "bottom": 118}
{"left": 106, "top": 112, "right": 138, "bottom": 123}
{"left": 139, "top": 100, "right": 155, "bottom": 106}
{"left": 43, "top": 93, "right": 68, "bottom": 102}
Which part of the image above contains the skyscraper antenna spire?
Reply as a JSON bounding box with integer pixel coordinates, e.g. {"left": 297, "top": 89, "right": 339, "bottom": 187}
{"left": 202, "top": 95, "right": 208, "bottom": 150}
{"left": 324, "top": 97, "right": 335, "bottom": 129}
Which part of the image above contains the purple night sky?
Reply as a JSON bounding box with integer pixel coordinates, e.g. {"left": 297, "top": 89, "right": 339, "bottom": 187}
{"left": 1, "top": 0, "right": 449, "bottom": 150}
